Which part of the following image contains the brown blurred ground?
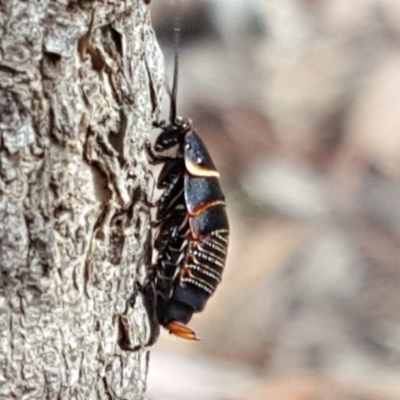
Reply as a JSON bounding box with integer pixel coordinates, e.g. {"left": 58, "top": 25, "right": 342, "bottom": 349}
{"left": 147, "top": 1, "right": 400, "bottom": 399}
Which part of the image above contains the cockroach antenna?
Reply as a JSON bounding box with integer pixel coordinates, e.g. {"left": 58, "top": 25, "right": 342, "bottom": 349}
{"left": 169, "top": 0, "right": 182, "bottom": 124}
{"left": 169, "top": 38, "right": 179, "bottom": 124}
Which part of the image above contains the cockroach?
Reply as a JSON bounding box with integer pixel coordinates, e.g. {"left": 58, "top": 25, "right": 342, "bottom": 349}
{"left": 145, "top": 47, "right": 229, "bottom": 342}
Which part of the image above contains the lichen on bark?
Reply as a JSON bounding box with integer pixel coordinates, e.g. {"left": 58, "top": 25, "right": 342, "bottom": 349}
{"left": 0, "top": 0, "right": 163, "bottom": 398}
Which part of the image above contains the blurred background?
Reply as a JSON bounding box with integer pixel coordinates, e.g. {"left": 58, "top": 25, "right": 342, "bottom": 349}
{"left": 147, "top": 0, "right": 400, "bottom": 399}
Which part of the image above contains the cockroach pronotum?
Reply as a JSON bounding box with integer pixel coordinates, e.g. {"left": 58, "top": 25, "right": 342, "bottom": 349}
{"left": 145, "top": 46, "right": 229, "bottom": 342}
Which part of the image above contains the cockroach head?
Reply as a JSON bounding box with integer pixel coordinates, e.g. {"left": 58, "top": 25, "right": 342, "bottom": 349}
{"left": 173, "top": 116, "right": 192, "bottom": 132}
{"left": 154, "top": 116, "right": 193, "bottom": 152}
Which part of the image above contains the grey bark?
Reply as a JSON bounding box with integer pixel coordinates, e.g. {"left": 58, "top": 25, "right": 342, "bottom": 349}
{"left": 0, "top": 0, "right": 164, "bottom": 398}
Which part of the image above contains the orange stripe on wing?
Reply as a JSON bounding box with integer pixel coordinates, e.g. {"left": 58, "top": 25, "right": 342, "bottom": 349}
{"left": 185, "top": 158, "right": 220, "bottom": 178}
{"left": 188, "top": 199, "right": 226, "bottom": 216}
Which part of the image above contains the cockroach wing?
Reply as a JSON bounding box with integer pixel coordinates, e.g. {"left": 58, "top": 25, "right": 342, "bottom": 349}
{"left": 184, "top": 175, "right": 225, "bottom": 215}
{"left": 189, "top": 204, "right": 229, "bottom": 237}
{"left": 184, "top": 131, "right": 219, "bottom": 177}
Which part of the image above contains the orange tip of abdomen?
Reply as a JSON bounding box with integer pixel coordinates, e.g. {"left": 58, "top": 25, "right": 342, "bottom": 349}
{"left": 166, "top": 321, "right": 200, "bottom": 341}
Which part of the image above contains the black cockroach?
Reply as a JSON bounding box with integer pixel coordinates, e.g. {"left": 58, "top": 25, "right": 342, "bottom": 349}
{"left": 145, "top": 47, "right": 229, "bottom": 342}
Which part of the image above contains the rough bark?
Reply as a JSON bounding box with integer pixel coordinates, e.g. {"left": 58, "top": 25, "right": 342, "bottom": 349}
{"left": 0, "top": 0, "right": 163, "bottom": 398}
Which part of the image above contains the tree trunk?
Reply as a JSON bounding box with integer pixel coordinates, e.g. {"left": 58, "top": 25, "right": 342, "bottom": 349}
{"left": 0, "top": 1, "right": 163, "bottom": 398}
